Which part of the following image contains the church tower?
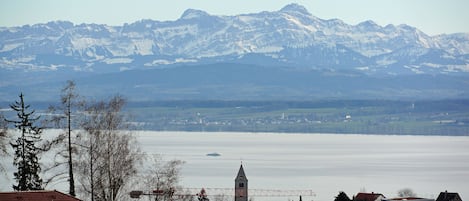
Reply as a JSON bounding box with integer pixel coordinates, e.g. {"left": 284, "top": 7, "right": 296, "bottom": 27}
{"left": 235, "top": 164, "right": 248, "bottom": 201}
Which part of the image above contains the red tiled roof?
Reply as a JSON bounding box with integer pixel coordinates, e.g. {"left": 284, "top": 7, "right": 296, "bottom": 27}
{"left": 355, "top": 193, "right": 385, "bottom": 201}
{"left": 0, "top": 190, "right": 81, "bottom": 201}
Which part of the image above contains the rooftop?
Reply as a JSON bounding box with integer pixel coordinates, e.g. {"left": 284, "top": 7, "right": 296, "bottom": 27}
{"left": 0, "top": 190, "right": 81, "bottom": 201}
{"left": 355, "top": 192, "right": 386, "bottom": 201}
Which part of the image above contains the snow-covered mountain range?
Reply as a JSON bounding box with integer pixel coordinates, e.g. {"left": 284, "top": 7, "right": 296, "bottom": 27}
{"left": 1, "top": 4, "right": 469, "bottom": 101}
{"left": 1, "top": 3, "right": 468, "bottom": 74}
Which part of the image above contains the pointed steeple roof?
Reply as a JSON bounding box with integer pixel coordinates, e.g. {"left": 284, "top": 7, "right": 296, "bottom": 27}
{"left": 236, "top": 164, "right": 247, "bottom": 180}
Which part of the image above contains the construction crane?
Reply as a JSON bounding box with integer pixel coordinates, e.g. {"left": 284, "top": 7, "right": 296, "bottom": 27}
{"left": 130, "top": 187, "right": 316, "bottom": 200}
{"left": 184, "top": 188, "right": 315, "bottom": 197}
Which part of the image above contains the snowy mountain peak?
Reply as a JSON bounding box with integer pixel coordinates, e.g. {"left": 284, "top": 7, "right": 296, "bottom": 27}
{"left": 45, "top": 20, "right": 74, "bottom": 29}
{"left": 397, "top": 24, "right": 417, "bottom": 31}
{"left": 180, "top": 9, "right": 211, "bottom": 20}
{"left": 279, "top": 3, "right": 311, "bottom": 16}
{"left": 0, "top": 3, "right": 468, "bottom": 75}
{"left": 357, "top": 20, "right": 379, "bottom": 28}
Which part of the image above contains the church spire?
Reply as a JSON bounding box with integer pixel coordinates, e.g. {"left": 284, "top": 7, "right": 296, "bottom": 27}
{"left": 235, "top": 164, "right": 248, "bottom": 201}
{"left": 236, "top": 164, "right": 247, "bottom": 180}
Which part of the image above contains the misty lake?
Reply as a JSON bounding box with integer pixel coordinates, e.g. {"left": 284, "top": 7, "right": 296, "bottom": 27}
{"left": 1, "top": 131, "right": 468, "bottom": 201}
{"left": 137, "top": 131, "right": 469, "bottom": 201}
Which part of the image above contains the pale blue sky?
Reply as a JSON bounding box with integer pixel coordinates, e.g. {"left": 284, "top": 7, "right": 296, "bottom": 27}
{"left": 1, "top": 0, "right": 468, "bottom": 35}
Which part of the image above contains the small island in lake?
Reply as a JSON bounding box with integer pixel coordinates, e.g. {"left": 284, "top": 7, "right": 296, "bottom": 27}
{"left": 206, "top": 152, "right": 221, "bottom": 157}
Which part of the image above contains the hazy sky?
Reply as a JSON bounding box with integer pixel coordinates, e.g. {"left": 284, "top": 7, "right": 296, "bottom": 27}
{"left": 1, "top": 0, "right": 468, "bottom": 35}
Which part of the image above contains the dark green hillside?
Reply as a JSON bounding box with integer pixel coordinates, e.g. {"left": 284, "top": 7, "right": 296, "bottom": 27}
{"left": 70, "top": 63, "right": 469, "bottom": 101}
{"left": 2, "top": 63, "right": 468, "bottom": 102}
{"left": 127, "top": 100, "right": 469, "bottom": 135}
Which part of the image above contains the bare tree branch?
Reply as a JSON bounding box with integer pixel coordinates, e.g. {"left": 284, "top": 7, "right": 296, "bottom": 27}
{"left": 0, "top": 111, "right": 10, "bottom": 174}
{"left": 76, "top": 95, "right": 142, "bottom": 201}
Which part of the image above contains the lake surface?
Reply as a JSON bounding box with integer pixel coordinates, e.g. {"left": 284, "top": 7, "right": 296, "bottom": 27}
{"left": 137, "top": 131, "right": 469, "bottom": 201}
{"left": 1, "top": 131, "right": 468, "bottom": 201}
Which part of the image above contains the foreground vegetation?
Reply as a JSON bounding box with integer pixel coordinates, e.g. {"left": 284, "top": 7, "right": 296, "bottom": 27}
{"left": 0, "top": 81, "right": 185, "bottom": 201}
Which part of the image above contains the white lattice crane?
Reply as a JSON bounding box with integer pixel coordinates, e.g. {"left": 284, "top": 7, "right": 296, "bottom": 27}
{"left": 184, "top": 188, "right": 316, "bottom": 197}
{"left": 130, "top": 187, "right": 316, "bottom": 200}
{"left": 130, "top": 164, "right": 315, "bottom": 200}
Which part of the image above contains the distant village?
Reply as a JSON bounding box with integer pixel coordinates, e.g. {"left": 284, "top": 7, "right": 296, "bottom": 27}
{"left": 132, "top": 100, "right": 469, "bottom": 135}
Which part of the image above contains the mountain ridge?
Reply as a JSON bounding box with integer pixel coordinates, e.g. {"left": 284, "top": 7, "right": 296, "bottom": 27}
{"left": 1, "top": 4, "right": 469, "bottom": 101}
{"left": 1, "top": 3, "right": 468, "bottom": 74}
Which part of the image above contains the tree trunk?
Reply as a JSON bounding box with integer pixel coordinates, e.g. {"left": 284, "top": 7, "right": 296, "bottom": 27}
{"left": 67, "top": 100, "right": 76, "bottom": 196}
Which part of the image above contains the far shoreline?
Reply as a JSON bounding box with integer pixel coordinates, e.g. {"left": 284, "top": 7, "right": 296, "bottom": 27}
{"left": 130, "top": 129, "right": 469, "bottom": 137}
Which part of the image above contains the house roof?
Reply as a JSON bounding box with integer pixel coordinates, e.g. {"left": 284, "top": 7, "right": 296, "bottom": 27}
{"left": 0, "top": 190, "right": 81, "bottom": 201}
{"left": 436, "top": 192, "right": 462, "bottom": 201}
{"left": 355, "top": 193, "right": 385, "bottom": 201}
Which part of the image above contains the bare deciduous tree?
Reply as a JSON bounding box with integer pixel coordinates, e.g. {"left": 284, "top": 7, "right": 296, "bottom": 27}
{"left": 120, "top": 154, "right": 188, "bottom": 201}
{"left": 213, "top": 194, "right": 228, "bottom": 201}
{"left": 0, "top": 111, "right": 9, "bottom": 173}
{"left": 76, "top": 95, "right": 142, "bottom": 201}
{"left": 398, "top": 188, "right": 417, "bottom": 197}
{"left": 143, "top": 155, "right": 185, "bottom": 201}
{"left": 44, "top": 80, "right": 84, "bottom": 196}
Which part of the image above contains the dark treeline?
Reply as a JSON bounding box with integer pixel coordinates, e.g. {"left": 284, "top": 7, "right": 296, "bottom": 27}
{"left": 3, "top": 99, "right": 469, "bottom": 113}
{"left": 126, "top": 99, "right": 469, "bottom": 110}
{"left": 3, "top": 99, "right": 469, "bottom": 136}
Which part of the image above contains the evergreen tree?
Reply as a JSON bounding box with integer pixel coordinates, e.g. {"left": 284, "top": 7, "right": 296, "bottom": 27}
{"left": 6, "top": 93, "right": 44, "bottom": 191}
{"left": 335, "top": 192, "right": 351, "bottom": 201}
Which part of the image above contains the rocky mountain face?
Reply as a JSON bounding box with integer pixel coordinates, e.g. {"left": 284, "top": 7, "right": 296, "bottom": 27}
{"left": 1, "top": 4, "right": 468, "bottom": 101}
{"left": 1, "top": 3, "right": 468, "bottom": 74}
